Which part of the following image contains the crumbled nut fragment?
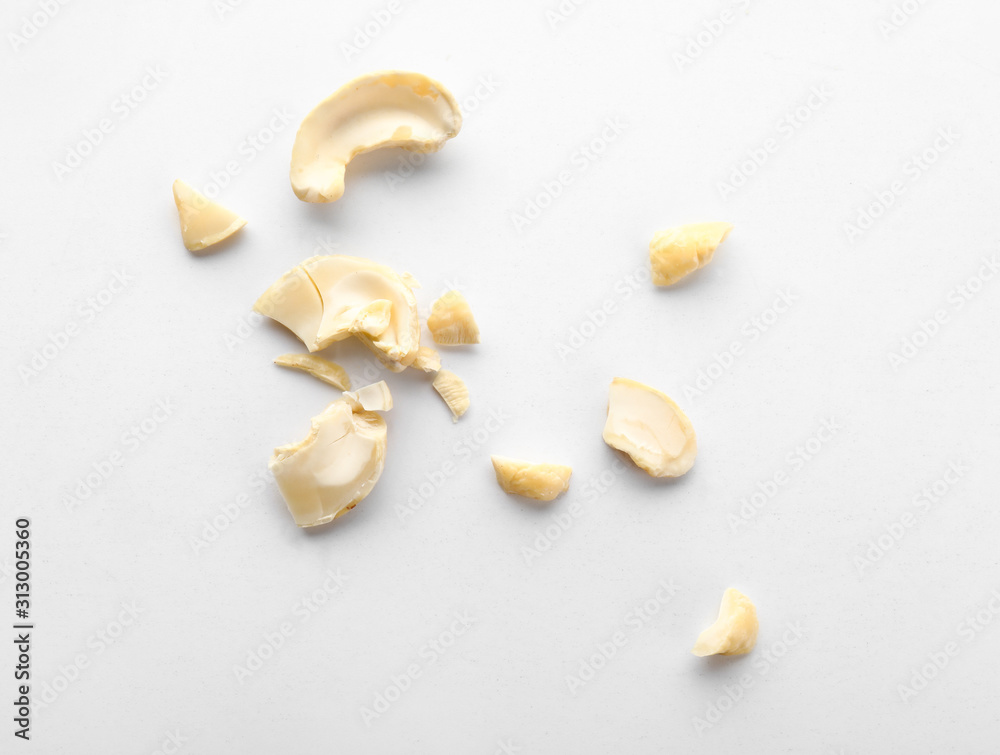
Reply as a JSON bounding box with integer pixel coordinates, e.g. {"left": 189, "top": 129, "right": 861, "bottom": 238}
{"left": 269, "top": 383, "right": 391, "bottom": 527}
{"left": 274, "top": 354, "right": 351, "bottom": 391}
{"left": 253, "top": 255, "right": 419, "bottom": 368}
{"left": 649, "top": 222, "right": 733, "bottom": 286}
{"left": 491, "top": 456, "right": 572, "bottom": 502}
{"left": 692, "top": 588, "right": 759, "bottom": 657}
{"left": 342, "top": 380, "right": 393, "bottom": 412}
{"left": 412, "top": 346, "right": 441, "bottom": 373}
{"left": 172, "top": 179, "right": 246, "bottom": 251}
{"left": 290, "top": 70, "right": 462, "bottom": 203}
{"left": 602, "top": 377, "right": 697, "bottom": 478}
{"left": 427, "top": 290, "right": 480, "bottom": 345}
{"left": 432, "top": 369, "right": 469, "bottom": 421}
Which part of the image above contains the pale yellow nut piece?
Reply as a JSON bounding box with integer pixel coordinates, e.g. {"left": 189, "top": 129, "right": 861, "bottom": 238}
{"left": 342, "top": 380, "right": 393, "bottom": 412}
{"left": 649, "top": 222, "right": 733, "bottom": 286}
{"left": 427, "top": 290, "right": 480, "bottom": 345}
{"left": 253, "top": 255, "right": 420, "bottom": 369}
{"left": 290, "top": 70, "right": 462, "bottom": 203}
{"left": 269, "top": 383, "right": 391, "bottom": 527}
{"left": 400, "top": 272, "right": 421, "bottom": 289}
{"left": 172, "top": 179, "right": 246, "bottom": 252}
{"left": 412, "top": 346, "right": 441, "bottom": 373}
{"left": 602, "top": 377, "right": 697, "bottom": 478}
{"left": 490, "top": 456, "right": 572, "bottom": 502}
{"left": 253, "top": 266, "right": 323, "bottom": 347}
{"left": 274, "top": 353, "right": 351, "bottom": 391}
{"left": 432, "top": 369, "right": 469, "bottom": 422}
{"left": 692, "top": 588, "right": 759, "bottom": 657}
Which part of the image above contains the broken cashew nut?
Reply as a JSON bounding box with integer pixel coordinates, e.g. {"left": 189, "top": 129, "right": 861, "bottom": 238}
{"left": 290, "top": 70, "right": 462, "bottom": 203}
{"left": 491, "top": 456, "right": 572, "bottom": 502}
{"left": 274, "top": 354, "right": 351, "bottom": 391}
{"left": 254, "top": 255, "right": 420, "bottom": 370}
{"left": 602, "top": 377, "right": 697, "bottom": 478}
{"left": 692, "top": 588, "right": 759, "bottom": 657}
{"left": 172, "top": 179, "right": 246, "bottom": 252}
{"left": 432, "top": 369, "right": 469, "bottom": 422}
{"left": 427, "top": 290, "right": 480, "bottom": 345}
{"left": 650, "top": 222, "right": 733, "bottom": 286}
{"left": 270, "top": 382, "right": 391, "bottom": 527}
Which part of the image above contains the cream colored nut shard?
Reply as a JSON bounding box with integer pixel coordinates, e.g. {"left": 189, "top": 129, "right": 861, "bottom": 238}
{"left": 342, "top": 380, "right": 393, "bottom": 412}
{"left": 427, "top": 290, "right": 480, "bottom": 345}
{"left": 490, "top": 456, "right": 572, "bottom": 502}
{"left": 602, "top": 377, "right": 697, "bottom": 478}
{"left": 172, "top": 179, "right": 246, "bottom": 251}
{"left": 650, "top": 222, "right": 733, "bottom": 286}
{"left": 253, "top": 255, "right": 420, "bottom": 368}
{"left": 692, "top": 588, "right": 759, "bottom": 657}
{"left": 412, "top": 346, "right": 441, "bottom": 373}
{"left": 274, "top": 354, "right": 351, "bottom": 391}
{"left": 290, "top": 70, "right": 462, "bottom": 203}
{"left": 432, "top": 369, "right": 469, "bottom": 422}
{"left": 253, "top": 266, "right": 324, "bottom": 347}
{"left": 269, "top": 384, "right": 391, "bottom": 527}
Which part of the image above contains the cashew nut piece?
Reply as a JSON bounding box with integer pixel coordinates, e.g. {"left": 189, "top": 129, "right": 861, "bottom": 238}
{"left": 172, "top": 179, "right": 246, "bottom": 251}
{"left": 290, "top": 71, "right": 462, "bottom": 203}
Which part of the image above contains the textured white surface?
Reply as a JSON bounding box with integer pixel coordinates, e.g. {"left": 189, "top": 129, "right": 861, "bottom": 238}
{"left": 3, "top": 0, "right": 1000, "bottom": 752}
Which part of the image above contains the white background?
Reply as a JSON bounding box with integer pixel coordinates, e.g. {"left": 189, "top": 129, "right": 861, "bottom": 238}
{"left": 3, "top": 0, "right": 1000, "bottom": 752}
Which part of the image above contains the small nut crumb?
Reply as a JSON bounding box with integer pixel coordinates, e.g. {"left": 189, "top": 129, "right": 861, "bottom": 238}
{"left": 490, "top": 456, "right": 572, "bottom": 502}
{"left": 274, "top": 353, "right": 351, "bottom": 390}
{"left": 432, "top": 369, "right": 469, "bottom": 421}
{"left": 650, "top": 222, "right": 733, "bottom": 286}
{"left": 692, "top": 588, "right": 759, "bottom": 657}
{"left": 427, "top": 290, "right": 480, "bottom": 345}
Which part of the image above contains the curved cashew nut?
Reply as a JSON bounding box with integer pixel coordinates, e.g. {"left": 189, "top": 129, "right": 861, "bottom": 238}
{"left": 290, "top": 70, "right": 462, "bottom": 203}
